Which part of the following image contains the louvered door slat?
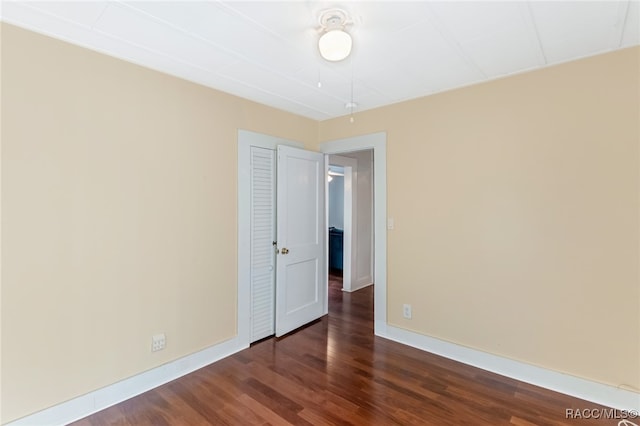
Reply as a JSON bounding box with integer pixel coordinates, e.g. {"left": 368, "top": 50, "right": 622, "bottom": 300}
{"left": 250, "top": 147, "right": 276, "bottom": 342}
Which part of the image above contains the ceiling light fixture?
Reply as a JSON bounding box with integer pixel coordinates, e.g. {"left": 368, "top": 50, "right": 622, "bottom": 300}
{"left": 318, "top": 9, "right": 352, "bottom": 62}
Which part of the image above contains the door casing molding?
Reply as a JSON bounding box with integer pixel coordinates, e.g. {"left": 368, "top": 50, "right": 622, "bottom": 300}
{"left": 318, "top": 132, "right": 387, "bottom": 333}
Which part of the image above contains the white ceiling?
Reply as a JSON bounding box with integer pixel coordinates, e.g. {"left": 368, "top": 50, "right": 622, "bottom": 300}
{"left": 1, "top": 1, "right": 638, "bottom": 121}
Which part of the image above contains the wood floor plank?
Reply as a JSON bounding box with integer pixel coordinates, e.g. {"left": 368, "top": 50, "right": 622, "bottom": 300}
{"left": 235, "top": 393, "right": 295, "bottom": 426}
{"left": 71, "top": 273, "right": 619, "bottom": 425}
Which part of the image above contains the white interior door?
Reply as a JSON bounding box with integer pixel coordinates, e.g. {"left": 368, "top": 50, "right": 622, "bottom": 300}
{"left": 276, "top": 145, "right": 326, "bottom": 337}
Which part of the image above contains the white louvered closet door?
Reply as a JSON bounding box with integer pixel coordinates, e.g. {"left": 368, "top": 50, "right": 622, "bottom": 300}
{"left": 250, "top": 146, "right": 276, "bottom": 342}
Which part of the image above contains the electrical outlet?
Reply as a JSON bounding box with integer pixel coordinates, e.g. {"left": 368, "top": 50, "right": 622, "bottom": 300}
{"left": 152, "top": 333, "right": 166, "bottom": 352}
{"left": 403, "top": 304, "right": 412, "bottom": 319}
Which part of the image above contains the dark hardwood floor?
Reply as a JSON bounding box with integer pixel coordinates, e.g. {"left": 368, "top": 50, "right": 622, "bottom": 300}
{"left": 72, "top": 273, "right": 616, "bottom": 425}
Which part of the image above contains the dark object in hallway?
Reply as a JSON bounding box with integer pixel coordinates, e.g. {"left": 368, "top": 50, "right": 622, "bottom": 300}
{"left": 328, "top": 227, "right": 343, "bottom": 271}
{"left": 72, "top": 276, "right": 613, "bottom": 425}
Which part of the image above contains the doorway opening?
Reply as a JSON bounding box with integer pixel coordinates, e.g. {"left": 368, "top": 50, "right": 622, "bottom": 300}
{"left": 319, "top": 132, "right": 387, "bottom": 336}
{"left": 327, "top": 150, "right": 374, "bottom": 296}
{"left": 328, "top": 165, "right": 345, "bottom": 294}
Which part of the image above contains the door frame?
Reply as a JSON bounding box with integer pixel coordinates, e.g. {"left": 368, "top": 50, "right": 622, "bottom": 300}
{"left": 319, "top": 132, "right": 387, "bottom": 335}
{"left": 237, "top": 130, "right": 303, "bottom": 346}
{"left": 238, "top": 130, "right": 387, "bottom": 344}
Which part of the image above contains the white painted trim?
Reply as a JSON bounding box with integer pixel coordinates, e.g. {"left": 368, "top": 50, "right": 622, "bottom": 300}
{"left": 5, "top": 337, "right": 246, "bottom": 426}
{"left": 237, "top": 130, "right": 303, "bottom": 346}
{"left": 341, "top": 164, "right": 353, "bottom": 292}
{"left": 344, "top": 281, "right": 373, "bottom": 293}
{"left": 323, "top": 157, "right": 329, "bottom": 314}
{"left": 355, "top": 275, "right": 373, "bottom": 290}
{"left": 342, "top": 165, "right": 358, "bottom": 290}
{"left": 318, "top": 132, "right": 387, "bottom": 333}
{"left": 378, "top": 324, "right": 640, "bottom": 412}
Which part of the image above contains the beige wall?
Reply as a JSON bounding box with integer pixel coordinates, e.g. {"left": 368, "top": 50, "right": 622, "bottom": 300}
{"left": 0, "top": 23, "right": 316, "bottom": 423}
{"left": 317, "top": 47, "right": 640, "bottom": 392}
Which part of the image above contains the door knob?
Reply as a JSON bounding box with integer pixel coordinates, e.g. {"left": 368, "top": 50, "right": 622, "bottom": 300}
{"left": 281, "top": 247, "right": 289, "bottom": 255}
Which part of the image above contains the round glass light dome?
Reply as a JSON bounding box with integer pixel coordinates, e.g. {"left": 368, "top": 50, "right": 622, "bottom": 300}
{"left": 318, "top": 29, "right": 352, "bottom": 62}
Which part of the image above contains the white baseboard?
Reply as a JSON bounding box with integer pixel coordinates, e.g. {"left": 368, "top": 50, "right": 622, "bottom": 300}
{"left": 9, "top": 324, "right": 639, "bottom": 425}
{"left": 375, "top": 321, "right": 640, "bottom": 412}
{"left": 6, "top": 337, "right": 248, "bottom": 426}
{"left": 343, "top": 281, "right": 372, "bottom": 293}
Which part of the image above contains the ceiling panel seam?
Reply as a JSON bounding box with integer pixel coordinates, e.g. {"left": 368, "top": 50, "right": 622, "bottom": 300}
{"left": 91, "top": 3, "right": 110, "bottom": 30}
{"left": 612, "top": 0, "right": 631, "bottom": 48}
{"left": 217, "top": 1, "right": 307, "bottom": 49}
{"left": 519, "top": 1, "right": 548, "bottom": 66}
{"left": 423, "top": 2, "right": 488, "bottom": 80}
{"left": 18, "top": 2, "right": 96, "bottom": 31}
